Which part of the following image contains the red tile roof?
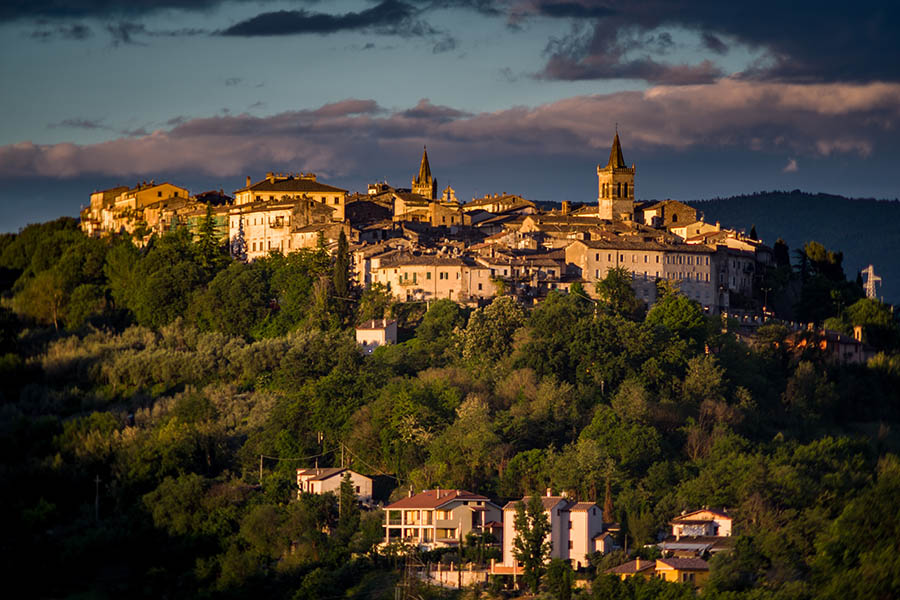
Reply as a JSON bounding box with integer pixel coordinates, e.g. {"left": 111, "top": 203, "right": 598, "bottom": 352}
{"left": 385, "top": 489, "right": 490, "bottom": 509}
{"left": 605, "top": 559, "right": 654, "bottom": 575}
{"left": 656, "top": 557, "right": 710, "bottom": 571}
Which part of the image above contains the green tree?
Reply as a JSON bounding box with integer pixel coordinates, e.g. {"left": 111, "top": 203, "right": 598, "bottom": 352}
{"left": 460, "top": 295, "right": 525, "bottom": 364}
{"left": 230, "top": 214, "right": 247, "bottom": 262}
{"left": 595, "top": 266, "right": 642, "bottom": 318}
{"left": 12, "top": 269, "right": 65, "bottom": 329}
{"left": 645, "top": 291, "right": 706, "bottom": 348}
{"left": 545, "top": 557, "right": 574, "bottom": 600}
{"left": 356, "top": 282, "right": 393, "bottom": 324}
{"left": 332, "top": 228, "right": 350, "bottom": 317}
{"left": 196, "top": 203, "right": 223, "bottom": 271}
{"left": 512, "top": 494, "right": 552, "bottom": 593}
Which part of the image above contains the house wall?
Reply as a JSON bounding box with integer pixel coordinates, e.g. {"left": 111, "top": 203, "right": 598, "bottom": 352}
{"left": 565, "top": 241, "right": 717, "bottom": 310}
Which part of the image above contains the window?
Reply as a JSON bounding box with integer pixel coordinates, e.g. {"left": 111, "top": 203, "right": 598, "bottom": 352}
{"left": 623, "top": 183, "right": 628, "bottom": 197}
{"left": 619, "top": 254, "right": 624, "bottom": 261}
{"left": 644, "top": 255, "right": 648, "bottom": 263}
{"left": 595, "top": 253, "right": 599, "bottom": 261}
{"left": 334, "top": 197, "right": 339, "bottom": 205}
{"left": 608, "top": 253, "right": 612, "bottom": 261}
{"left": 672, "top": 214, "right": 678, "bottom": 223}
{"left": 568, "top": 540, "right": 573, "bottom": 549}
{"left": 595, "top": 269, "right": 600, "bottom": 278}
{"left": 355, "top": 486, "right": 360, "bottom": 493}
{"left": 478, "top": 283, "right": 482, "bottom": 290}
{"left": 426, "top": 272, "right": 432, "bottom": 280}
{"left": 616, "top": 183, "right": 621, "bottom": 197}
{"left": 157, "top": 191, "right": 162, "bottom": 197}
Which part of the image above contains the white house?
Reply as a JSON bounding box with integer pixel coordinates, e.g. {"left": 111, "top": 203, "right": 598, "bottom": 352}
{"left": 658, "top": 508, "right": 734, "bottom": 556}
{"left": 669, "top": 508, "right": 732, "bottom": 538}
{"left": 501, "top": 492, "right": 605, "bottom": 570}
{"left": 383, "top": 489, "right": 502, "bottom": 550}
{"left": 355, "top": 319, "right": 398, "bottom": 353}
{"left": 296, "top": 467, "right": 373, "bottom": 503}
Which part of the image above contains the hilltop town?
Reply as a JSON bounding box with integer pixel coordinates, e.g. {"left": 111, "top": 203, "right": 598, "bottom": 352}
{"left": 1, "top": 133, "right": 896, "bottom": 599}
{"left": 79, "top": 134, "right": 769, "bottom": 316}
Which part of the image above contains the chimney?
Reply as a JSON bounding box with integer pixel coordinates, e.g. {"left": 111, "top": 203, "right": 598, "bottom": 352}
{"left": 246, "top": 176, "right": 251, "bottom": 187}
{"left": 436, "top": 487, "right": 441, "bottom": 498}
{"left": 408, "top": 487, "right": 413, "bottom": 498}
{"left": 715, "top": 221, "right": 721, "bottom": 231}
{"left": 561, "top": 201, "right": 570, "bottom": 215}
{"left": 546, "top": 488, "right": 552, "bottom": 497}
{"left": 635, "top": 558, "right": 641, "bottom": 570}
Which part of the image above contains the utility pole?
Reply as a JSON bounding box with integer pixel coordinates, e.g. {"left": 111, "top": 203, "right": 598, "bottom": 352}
{"left": 94, "top": 475, "right": 101, "bottom": 522}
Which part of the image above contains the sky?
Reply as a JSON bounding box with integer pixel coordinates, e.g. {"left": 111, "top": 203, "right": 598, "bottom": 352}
{"left": 1, "top": 1, "right": 899, "bottom": 235}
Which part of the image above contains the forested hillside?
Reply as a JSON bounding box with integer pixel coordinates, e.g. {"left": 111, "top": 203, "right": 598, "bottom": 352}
{"left": 1, "top": 218, "right": 900, "bottom": 599}
{"left": 688, "top": 191, "right": 900, "bottom": 303}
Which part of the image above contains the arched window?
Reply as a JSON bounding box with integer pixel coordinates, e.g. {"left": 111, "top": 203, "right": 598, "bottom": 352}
{"left": 672, "top": 214, "right": 678, "bottom": 223}
{"left": 623, "top": 183, "right": 629, "bottom": 198}
{"left": 616, "top": 183, "right": 621, "bottom": 197}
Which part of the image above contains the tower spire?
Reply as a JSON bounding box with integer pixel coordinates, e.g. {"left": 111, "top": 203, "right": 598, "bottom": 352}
{"left": 606, "top": 132, "right": 626, "bottom": 169}
{"left": 417, "top": 145, "right": 432, "bottom": 183}
{"left": 412, "top": 145, "right": 437, "bottom": 199}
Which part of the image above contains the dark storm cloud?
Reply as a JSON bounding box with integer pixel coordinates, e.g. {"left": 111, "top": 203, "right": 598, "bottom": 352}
{"left": 541, "top": 23, "right": 722, "bottom": 84}
{"left": 528, "top": 0, "right": 900, "bottom": 83}
{"left": 0, "top": 0, "right": 226, "bottom": 22}
{"left": 701, "top": 32, "right": 727, "bottom": 55}
{"left": 30, "top": 23, "right": 92, "bottom": 40}
{"left": 220, "top": 1, "right": 432, "bottom": 37}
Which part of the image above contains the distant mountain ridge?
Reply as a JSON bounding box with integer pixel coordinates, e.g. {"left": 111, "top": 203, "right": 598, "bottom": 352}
{"left": 687, "top": 190, "right": 900, "bottom": 304}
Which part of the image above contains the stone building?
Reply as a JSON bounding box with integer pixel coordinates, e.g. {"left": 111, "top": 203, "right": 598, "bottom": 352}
{"left": 234, "top": 172, "right": 347, "bottom": 221}
{"left": 411, "top": 146, "right": 437, "bottom": 200}
{"left": 597, "top": 133, "right": 635, "bottom": 222}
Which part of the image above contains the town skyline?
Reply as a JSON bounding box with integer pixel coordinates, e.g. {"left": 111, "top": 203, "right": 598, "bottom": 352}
{"left": 2, "top": 1, "right": 900, "bottom": 231}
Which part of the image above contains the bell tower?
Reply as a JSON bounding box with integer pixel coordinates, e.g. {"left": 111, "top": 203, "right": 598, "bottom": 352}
{"left": 598, "top": 131, "right": 635, "bottom": 221}
{"left": 412, "top": 146, "right": 437, "bottom": 200}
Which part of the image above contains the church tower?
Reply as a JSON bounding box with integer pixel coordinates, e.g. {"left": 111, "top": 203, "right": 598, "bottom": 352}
{"left": 598, "top": 132, "right": 635, "bottom": 221}
{"left": 412, "top": 146, "right": 437, "bottom": 200}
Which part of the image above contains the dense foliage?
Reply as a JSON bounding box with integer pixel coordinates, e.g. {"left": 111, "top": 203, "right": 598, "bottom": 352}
{"left": 1, "top": 220, "right": 899, "bottom": 599}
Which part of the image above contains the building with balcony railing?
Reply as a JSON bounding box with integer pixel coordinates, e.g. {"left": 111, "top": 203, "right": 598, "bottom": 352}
{"left": 383, "top": 489, "right": 502, "bottom": 550}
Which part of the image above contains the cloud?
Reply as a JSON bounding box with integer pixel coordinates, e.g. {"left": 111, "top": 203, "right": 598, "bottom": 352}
{"left": 539, "top": 21, "right": 723, "bottom": 84}
{"left": 432, "top": 35, "right": 457, "bottom": 53}
{"left": 525, "top": 1, "right": 900, "bottom": 84}
{"left": 701, "top": 32, "right": 727, "bottom": 55}
{"left": 3, "top": 80, "right": 898, "bottom": 180}
{"left": 782, "top": 158, "right": 798, "bottom": 173}
{"left": 106, "top": 21, "right": 147, "bottom": 45}
{"left": 50, "top": 118, "right": 107, "bottom": 130}
{"left": 1, "top": 1, "right": 228, "bottom": 22}
{"left": 30, "top": 23, "right": 92, "bottom": 40}
{"left": 220, "top": 1, "right": 432, "bottom": 37}
{"left": 225, "top": 77, "right": 242, "bottom": 87}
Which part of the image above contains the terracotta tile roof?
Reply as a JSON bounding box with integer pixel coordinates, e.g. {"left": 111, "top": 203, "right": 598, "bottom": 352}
{"left": 297, "top": 467, "right": 347, "bottom": 481}
{"left": 385, "top": 489, "right": 491, "bottom": 510}
{"left": 676, "top": 508, "right": 732, "bottom": 520}
{"left": 656, "top": 557, "right": 710, "bottom": 571}
{"left": 570, "top": 502, "right": 599, "bottom": 512}
{"left": 605, "top": 559, "right": 654, "bottom": 575}
{"left": 239, "top": 176, "right": 346, "bottom": 194}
